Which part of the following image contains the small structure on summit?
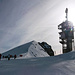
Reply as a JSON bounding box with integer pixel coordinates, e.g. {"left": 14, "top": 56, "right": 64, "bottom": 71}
{"left": 58, "top": 8, "right": 74, "bottom": 53}
{"left": 38, "top": 42, "right": 54, "bottom": 56}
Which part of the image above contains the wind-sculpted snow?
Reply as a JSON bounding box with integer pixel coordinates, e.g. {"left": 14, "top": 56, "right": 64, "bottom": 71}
{"left": 0, "top": 51, "right": 75, "bottom": 75}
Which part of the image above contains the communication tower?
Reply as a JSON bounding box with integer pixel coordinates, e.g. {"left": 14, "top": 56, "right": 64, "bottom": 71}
{"left": 58, "top": 8, "right": 74, "bottom": 53}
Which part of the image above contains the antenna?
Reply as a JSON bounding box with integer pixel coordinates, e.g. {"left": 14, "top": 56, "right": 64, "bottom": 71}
{"left": 58, "top": 8, "right": 74, "bottom": 54}
{"left": 65, "top": 8, "right": 68, "bottom": 20}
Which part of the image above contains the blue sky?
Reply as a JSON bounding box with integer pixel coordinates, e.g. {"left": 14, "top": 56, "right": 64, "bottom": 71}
{"left": 0, "top": 0, "right": 75, "bottom": 54}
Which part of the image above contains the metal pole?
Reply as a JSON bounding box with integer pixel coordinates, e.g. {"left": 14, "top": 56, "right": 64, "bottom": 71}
{"left": 65, "top": 8, "right": 68, "bottom": 21}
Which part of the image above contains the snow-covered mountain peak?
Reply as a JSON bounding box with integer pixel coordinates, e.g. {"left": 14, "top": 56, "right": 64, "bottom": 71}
{"left": 2, "top": 40, "right": 50, "bottom": 59}
{"left": 21, "top": 41, "right": 49, "bottom": 58}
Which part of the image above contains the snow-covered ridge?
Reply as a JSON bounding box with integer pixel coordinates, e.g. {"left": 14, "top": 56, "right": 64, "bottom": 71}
{"left": 2, "top": 41, "right": 49, "bottom": 59}
{"left": 2, "top": 41, "right": 32, "bottom": 56}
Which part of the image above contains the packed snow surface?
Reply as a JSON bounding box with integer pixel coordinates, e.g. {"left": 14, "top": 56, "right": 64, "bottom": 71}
{"left": 0, "top": 51, "right": 75, "bottom": 75}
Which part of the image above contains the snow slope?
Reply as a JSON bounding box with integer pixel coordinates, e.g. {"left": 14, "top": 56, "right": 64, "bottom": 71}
{"left": 2, "top": 41, "right": 32, "bottom": 56}
{"left": 2, "top": 41, "right": 49, "bottom": 58}
{"left": 1, "top": 41, "right": 75, "bottom": 75}
{"left": 19, "top": 41, "right": 49, "bottom": 58}
{"left": 0, "top": 51, "right": 75, "bottom": 75}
